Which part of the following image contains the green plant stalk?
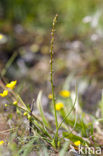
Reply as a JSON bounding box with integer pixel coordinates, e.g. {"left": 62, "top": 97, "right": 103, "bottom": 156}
{"left": 50, "top": 14, "right": 58, "bottom": 147}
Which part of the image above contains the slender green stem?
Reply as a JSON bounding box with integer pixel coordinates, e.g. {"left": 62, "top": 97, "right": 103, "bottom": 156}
{"left": 50, "top": 14, "right": 58, "bottom": 147}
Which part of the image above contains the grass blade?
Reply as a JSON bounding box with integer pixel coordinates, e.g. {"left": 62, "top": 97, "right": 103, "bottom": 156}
{"left": 37, "top": 91, "right": 51, "bottom": 129}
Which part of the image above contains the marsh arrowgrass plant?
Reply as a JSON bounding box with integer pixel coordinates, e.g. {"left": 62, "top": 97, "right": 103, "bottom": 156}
{"left": 0, "top": 15, "right": 77, "bottom": 150}
{"left": 49, "top": 14, "right": 59, "bottom": 148}
{"left": 0, "top": 15, "right": 102, "bottom": 155}
{"left": 0, "top": 16, "right": 89, "bottom": 149}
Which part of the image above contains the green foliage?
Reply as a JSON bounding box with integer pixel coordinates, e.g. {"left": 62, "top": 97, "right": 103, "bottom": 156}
{"left": 59, "top": 141, "right": 69, "bottom": 156}
{"left": 62, "top": 132, "right": 89, "bottom": 145}
{"left": 18, "top": 137, "right": 38, "bottom": 156}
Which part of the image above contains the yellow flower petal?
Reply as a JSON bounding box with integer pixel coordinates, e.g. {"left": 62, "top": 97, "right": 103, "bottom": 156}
{"left": 74, "top": 140, "right": 81, "bottom": 146}
{"left": 0, "top": 90, "right": 8, "bottom": 97}
{"left": 48, "top": 94, "right": 53, "bottom": 99}
{"left": 0, "top": 140, "right": 4, "bottom": 145}
{"left": 56, "top": 102, "right": 64, "bottom": 111}
{"left": 6, "top": 80, "right": 17, "bottom": 89}
{"left": 59, "top": 90, "right": 70, "bottom": 98}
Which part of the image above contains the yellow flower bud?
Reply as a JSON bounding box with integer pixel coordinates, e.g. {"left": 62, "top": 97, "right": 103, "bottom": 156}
{"left": 27, "top": 114, "right": 31, "bottom": 120}
{"left": 23, "top": 112, "right": 28, "bottom": 116}
{"left": 13, "top": 101, "right": 17, "bottom": 105}
{"left": 5, "top": 104, "right": 8, "bottom": 107}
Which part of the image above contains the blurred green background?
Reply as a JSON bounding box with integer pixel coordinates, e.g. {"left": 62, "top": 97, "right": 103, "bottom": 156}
{"left": 0, "top": 0, "right": 103, "bottom": 38}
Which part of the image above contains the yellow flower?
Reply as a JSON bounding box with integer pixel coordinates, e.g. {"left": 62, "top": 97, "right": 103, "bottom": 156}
{"left": 0, "top": 90, "right": 8, "bottom": 97}
{"left": 0, "top": 140, "right": 4, "bottom": 145}
{"left": 24, "top": 112, "right": 28, "bottom": 116}
{"left": 59, "top": 90, "right": 70, "bottom": 98}
{"left": 74, "top": 140, "right": 81, "bottom": 146}
{"left": 48, "top": 94, "right": 53, "bottom": 99}
{"left": 13, "top": 101, "right": 17, "bottom": 105}
{"left": 0, "top": 34, "right": 3, "bottom": 40}
{"left": 6, "top": 80, "right": 17, "bottom": 89}
{"left": 5, "top": 104, "right": 8, "bottom": 107}
{"left": 56, "top": 102, "right": 64, "bottom": 111}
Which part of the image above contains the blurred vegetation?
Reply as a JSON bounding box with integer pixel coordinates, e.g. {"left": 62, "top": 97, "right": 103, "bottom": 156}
{"left": 0, "top": 0, "right": 103, "bottom": 37}
{"left": 0, "top": 1, "right": 103, "bottom": 155}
